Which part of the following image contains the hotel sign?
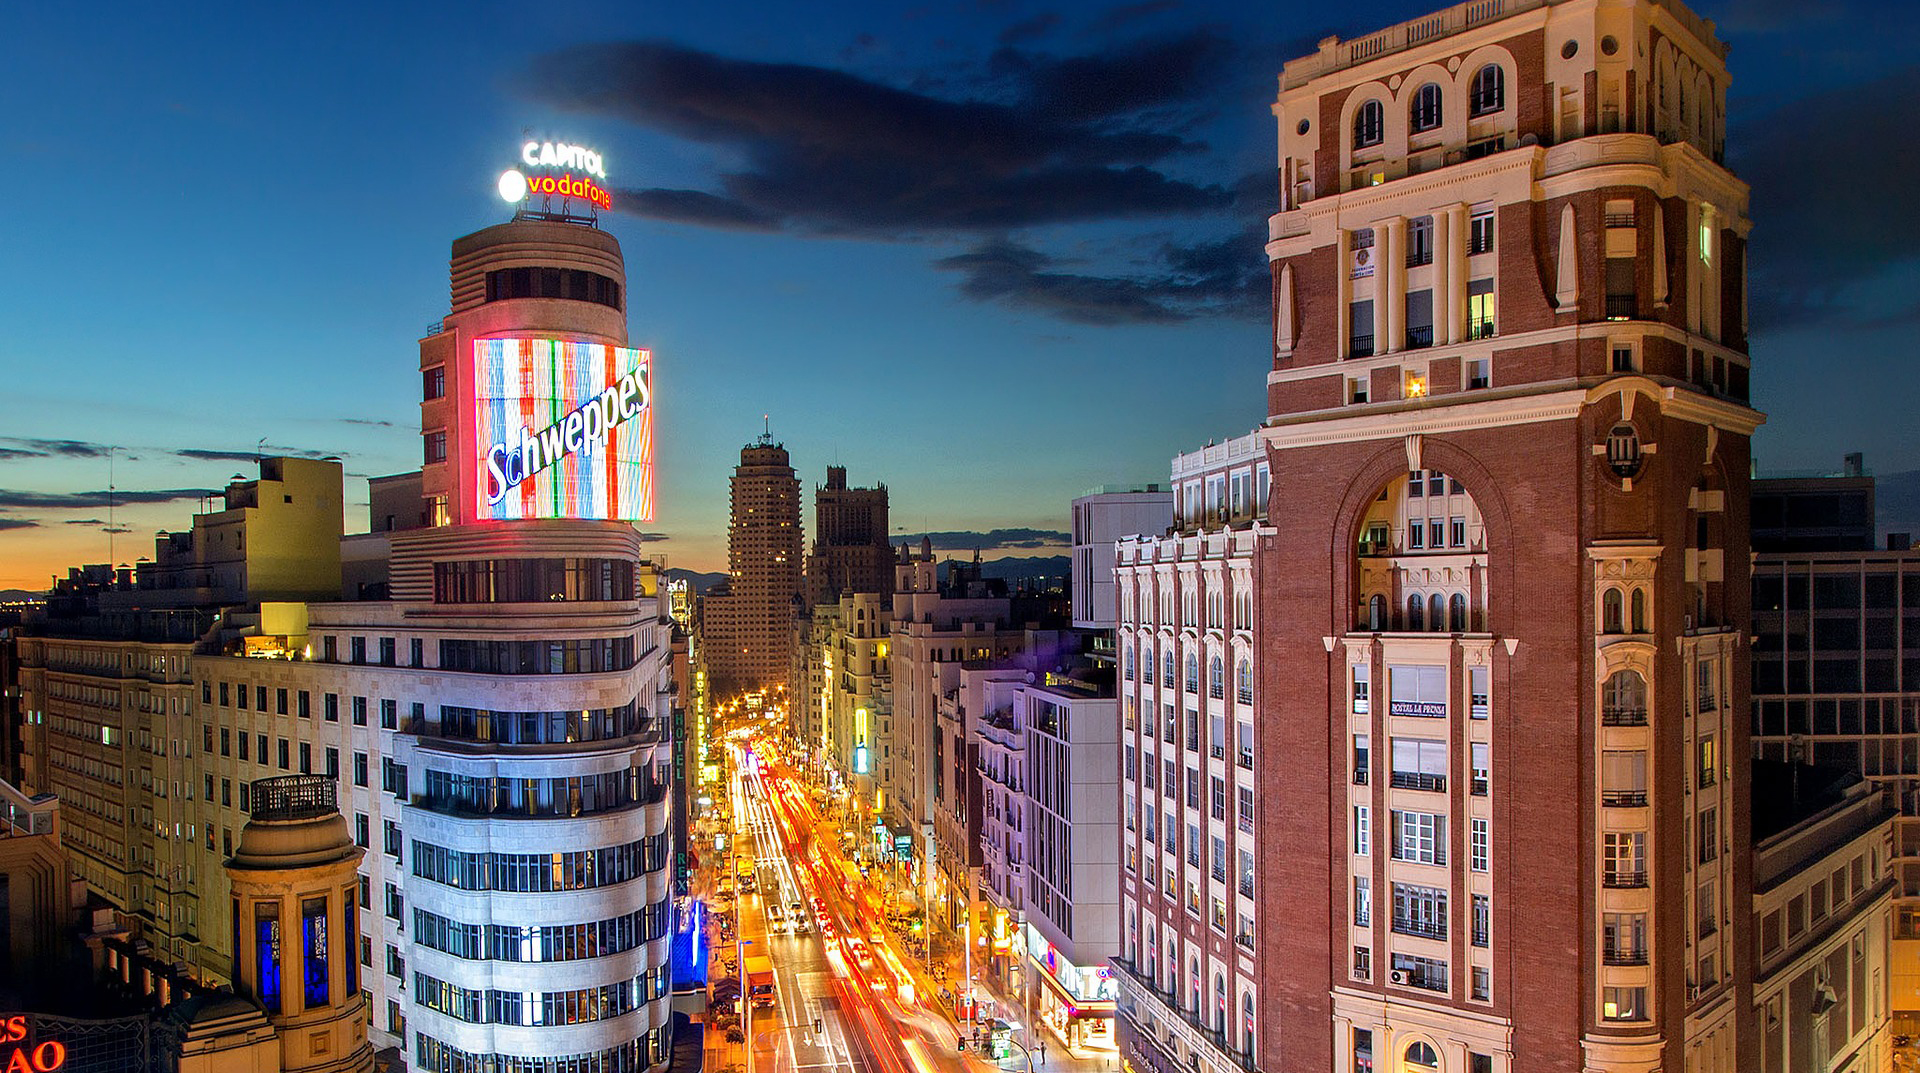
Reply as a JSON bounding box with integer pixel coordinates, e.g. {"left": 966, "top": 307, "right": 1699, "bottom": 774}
{"left": 1389, "top": 700, "right": 1446, "bottom": 718}
{"left": 0, "top": 1018, "right": 64, "bottom": 1073}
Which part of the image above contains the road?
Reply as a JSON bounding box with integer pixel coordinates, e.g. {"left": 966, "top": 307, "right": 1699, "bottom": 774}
{"left": 727, "top": 742, "right": 987, "bottom": 1073}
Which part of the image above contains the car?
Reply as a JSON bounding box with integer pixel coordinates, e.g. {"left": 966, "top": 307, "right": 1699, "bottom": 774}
{"left": 789, "top": 915, "right": 812, "bottom": 936}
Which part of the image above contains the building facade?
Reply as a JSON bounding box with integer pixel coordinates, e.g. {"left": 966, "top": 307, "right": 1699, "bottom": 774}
{"left": 699, "top": 439, "right": 803, "bottom": 699}
{"left": 804, "top": 466, "right": 892, "bottom": 609}
{"left": 1118, "top": 1, "right": 1760, "bottom": 1071}
{"left": 1071, "top": 489, "right": 1174, "bottom": 631}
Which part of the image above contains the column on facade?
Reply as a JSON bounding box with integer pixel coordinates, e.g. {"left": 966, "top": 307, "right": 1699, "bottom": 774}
{"left": 1336, "top": 228, "right": 1353, "bottom": 358}
{"left": 1445, "top": 203, "right": 1470, "bottom": 344}
{"left": 1381, "top": 215, "right": 1405, "bottom": 353}
{"left": 1372, "top": 220, "right": 1392, "bottom": 353}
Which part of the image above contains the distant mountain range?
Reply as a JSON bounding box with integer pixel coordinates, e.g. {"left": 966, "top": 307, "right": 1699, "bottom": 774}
{"left": 664, "top": 569, "right": 729, "bottom": 596}
{"left": 942, "top": 554, "right": 1070, "bottom": 587}
{"left": 0, "top": 589, "right": 44, "bottom": 604}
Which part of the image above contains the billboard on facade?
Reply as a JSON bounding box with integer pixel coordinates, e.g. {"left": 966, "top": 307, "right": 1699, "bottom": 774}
{"left": 474, "top": 337, "right": 653, "bottom": 521}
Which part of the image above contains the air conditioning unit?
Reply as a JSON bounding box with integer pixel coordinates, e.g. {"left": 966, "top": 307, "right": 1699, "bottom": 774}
{"left": 1390, "top": 970, "right": 1406, "bottom": 985}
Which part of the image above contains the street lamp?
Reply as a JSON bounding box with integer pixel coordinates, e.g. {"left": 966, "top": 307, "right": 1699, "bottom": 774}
{"left": 740, "top": 937, "right": 756, "bottom": 1073}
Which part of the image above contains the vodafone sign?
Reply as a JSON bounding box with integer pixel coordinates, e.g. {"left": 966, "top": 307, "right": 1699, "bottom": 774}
{"left": 499, "top": 140, "right": 611, "bottom": 211}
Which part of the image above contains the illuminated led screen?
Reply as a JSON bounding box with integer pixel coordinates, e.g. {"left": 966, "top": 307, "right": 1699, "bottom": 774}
{"left": 474, "top": 338, "right": 653, "bottom": 522}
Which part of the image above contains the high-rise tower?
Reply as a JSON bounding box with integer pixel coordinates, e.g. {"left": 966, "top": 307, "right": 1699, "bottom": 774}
{"left": 803, "top": 466, "right": 892, "bottom": 608}
{"left": 700, "top": 435, "right": 802, "bottom": 697}
{"left": 1115, "top": 3, "right": 1759, "bottom": 1072}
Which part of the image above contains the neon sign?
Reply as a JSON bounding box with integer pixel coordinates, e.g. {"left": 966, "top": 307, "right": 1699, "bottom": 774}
{"left": 0, "top": 1019, "right": 64, "bottom": 1073}
{"left": 473, "top": 338, "right": 654, "bottom": 522}
{"left": 499, "top": 140, "right": 612, "bottom": 210}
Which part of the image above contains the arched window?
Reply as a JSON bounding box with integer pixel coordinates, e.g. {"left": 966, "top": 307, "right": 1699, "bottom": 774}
{"left": 1164, "top": 650, "right": 1176, "bottom": 686}
{"left": 1213, "top": 973, "right": 1227, "bottom": 1032}
{"left": 1142, "top": 644, "right": 1155, "bottom": 683}
{"left": 1124, "top": 645, "right": 1135, "bottom": 681}
{"left": 1237, "top": 659, "right": 1254, "bottom": 704}
{"left": 1369, "top": 594, "right": 1387, "bottom": 631}
{"left": 1469, "top": 63, "right": 1505, "bottom": 116}
{"left": 1449, "top": 593, "right": 1468, "bottom": 632}
{"left": 1185, "top": 653, "right": 1200, "bottom": 694}
{"left": 1189, "top": 957, "right": 1202, "bottom": 1014}
{"left": 1631, "top": 589, "right": 1647, "bottom": 633}
{"left": 1429, "top": 594, "right": 1446, "bottom": 632}
{"left": 1407, "top": 595, "right": 1425, "bottom": 631}
{"left": 1241, "top": 992, "right": 1255, "bottom": 1054}
{"left": 1405, "top": 1040, "right": 1441, "bottom": 1070}
{"left": 1210, "top": 656, "right": 1225, "bottom": 699}
{"left": 1603, "top": 589, "right": 1625, "bottom": 633}
{"left": 1353, "top": 99, "right": 1385, "bottom": 149}
{"left": 1410, "top": 82, "right": 1443, "bottom": 133}
{"left": 1604, "top": 669, "right": 1648, "bottom": 723}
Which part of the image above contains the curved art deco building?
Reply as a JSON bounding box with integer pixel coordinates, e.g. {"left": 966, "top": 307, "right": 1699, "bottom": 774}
{"left": 388, "top": 217, "right": 672, "bottom": 1073}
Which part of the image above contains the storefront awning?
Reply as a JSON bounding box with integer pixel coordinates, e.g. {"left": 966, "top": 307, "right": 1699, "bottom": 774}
{"left": 1032, "top": 961, "right": 1115, "bottom": 1018}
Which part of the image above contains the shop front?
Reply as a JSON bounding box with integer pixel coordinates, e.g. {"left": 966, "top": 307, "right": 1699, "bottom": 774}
{"left": 1024, "top": 926, "right": 1116, "bottom": 1054}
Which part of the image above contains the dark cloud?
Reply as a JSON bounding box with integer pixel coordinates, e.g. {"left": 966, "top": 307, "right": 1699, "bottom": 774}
{"left": 634, "top": 532, "right": 671, "bottom": 543}
{"left": 176, "top": 446, "right": 336, "bottom": 463}
{"left": 0, "top": 438, "right": 114, "bottom": 459}
{"left": 896, "top": 527, "right": 1071, "bottom": 550}
{"left": 936, "top": 222, "right": 1265, "bottom": 325}
{"left": 337, "top": 418, "right": 397, "bottom": 429}
{"left": 998, "top": 13, "right": 1060, "bottom": 45}
{"left": 614, "top": 188, "right": 781, "bottom": 231}
{"left": 0, "top": 519, "right": 39, "bottom": 531}
{"left": 1734, "top": 65, "right": 1920, "bottom": 331}
{"left": 61, "top": 518, "right": 107, "bottom": 526}
{"left": 520, "top": 37, "right": 1232, "bottom": 237}
{"left": 1089, "top": 0, "right": 1183, "bottom": 35}
{"left": 0, "top": 489, "right": 213, "bottom": 510}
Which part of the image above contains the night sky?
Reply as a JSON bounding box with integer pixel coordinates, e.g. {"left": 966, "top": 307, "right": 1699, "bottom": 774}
{"left": 3, "top": 0, "right": 1915, "bottom": 591}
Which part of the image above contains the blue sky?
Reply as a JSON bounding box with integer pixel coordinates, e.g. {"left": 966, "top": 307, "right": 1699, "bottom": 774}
{"left": 3, "top": 0, "right": 1917, "bottom": 588}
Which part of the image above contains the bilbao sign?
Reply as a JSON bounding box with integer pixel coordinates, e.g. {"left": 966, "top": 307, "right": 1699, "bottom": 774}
{"left": 498, "top": 140, "right": 611, "bottom": 211}
{"left": 474, "top": 337, "right": 654, "bottom": 522}
{"left": 0, "top": 1018, "right": 63, "bottom": 1073}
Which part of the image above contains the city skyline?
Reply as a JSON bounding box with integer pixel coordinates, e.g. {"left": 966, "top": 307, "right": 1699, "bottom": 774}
{"left": 4, "top": 0, "right": 1917, "bottom": 591}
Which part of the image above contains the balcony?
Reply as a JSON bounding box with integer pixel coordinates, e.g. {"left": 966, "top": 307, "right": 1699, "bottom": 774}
{"left": 1406, "top": 248, "right": 1433, "bottom": 269}
{"left": 1604, "top": 212, "right": 1636, "bottom": 229}
{"left": 1603, "top": 869, "right": 1649, "bottom": 889}
{"left": 1349, "top": 335, "right": 1375, "bottom": 359}
{"left": 1602, "top": 707, "right": 1648, "bottom": 727}
{"left": 1470, "top": 778, "right": 1488, "bottom": 796}
{"left": 1602, "top": 790, "right": 1648, "bottom": 808}
{"left": 1405, "top": 325, "right": 1434, "bottom": 349}
{"left": 1391, "top": 917, "right": 1447, "bottom": 941}
{"left": 1389, "top": 771, "right": 1446, "bottom": 793}
{"left": 1238, "top": 878, "right": 1254, "bottom": 898}
{"left": 1466, "top": 319, "right": 1495, "bottom": 340}
{"left": 1603, "top": 946, "right": 1648, "bottom": 966}
{"left": 1605, "top": 295, "right": 1639, "bottom": 321}
{"left": 1112, "top": 959, "right": 1259, "bottom": 1073}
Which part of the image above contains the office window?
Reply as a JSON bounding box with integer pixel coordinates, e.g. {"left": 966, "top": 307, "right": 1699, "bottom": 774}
{"left": 1472, "top": 894, "right": 1490, "bottom": 947}
{"left": 326, "top": 747, "right": 339, "bottom": 779}
{"left": 1469, "top": 209, "right": 1494, "bottom": 255}
{"left": 410, "top": 638, "right": 424, "bottom": 667}
{"left": 324, "top": 693, "right": 339, "bottom": 722}
{"left": 353, "top": 753, "right": 368, "bottom": 787}
{"left": 1470, "top": 742, "right": 1489, "bottom": 795}
{"left": 424, "top": 431, "right": 447, "bottom": 464}
{"left": 1406, "top": 216, "right": 1434, "bottom": 268}
{"left": 1353, "top": 100, "right": 1384, "bottom": 149}
{"left": 1471, "top": 818, "right": 1489, "bottom": 872}
{"left": 352, "top": 697, "right": 367, "bottom": 726}
{"left": 1602, "top": 986, "right": 1647, "bottom": 1021}
{"left": 349, "top": 637, "right": 366, "bottom": 664}
{"left": 1604, "top": 832, "right": 1647, "bottom": 886}
{"left": 1392, "top": 810, "right": 1446, "bottom": 865}
{"left": 1353, "top": 805, "right": 1370, "bottom": 856}
{"left": 1467, "top": 279, "right": 1495, "bottom": 338}
{"left": 298, "top": 742, "right": 311, "bottom": 774}
{"left": 297, "top": 691, "right": 310, "bottom": 719}
{"left": 1354, "top": 877, "right": 1371, "bottom": 927}
{"left": 1409, "top": 83, "right": 1442, "bottom": 133}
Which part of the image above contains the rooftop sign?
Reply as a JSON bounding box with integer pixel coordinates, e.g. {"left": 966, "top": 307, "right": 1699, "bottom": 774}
{"left": 498, "top": 139, "right": 612, "bottom": 212}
